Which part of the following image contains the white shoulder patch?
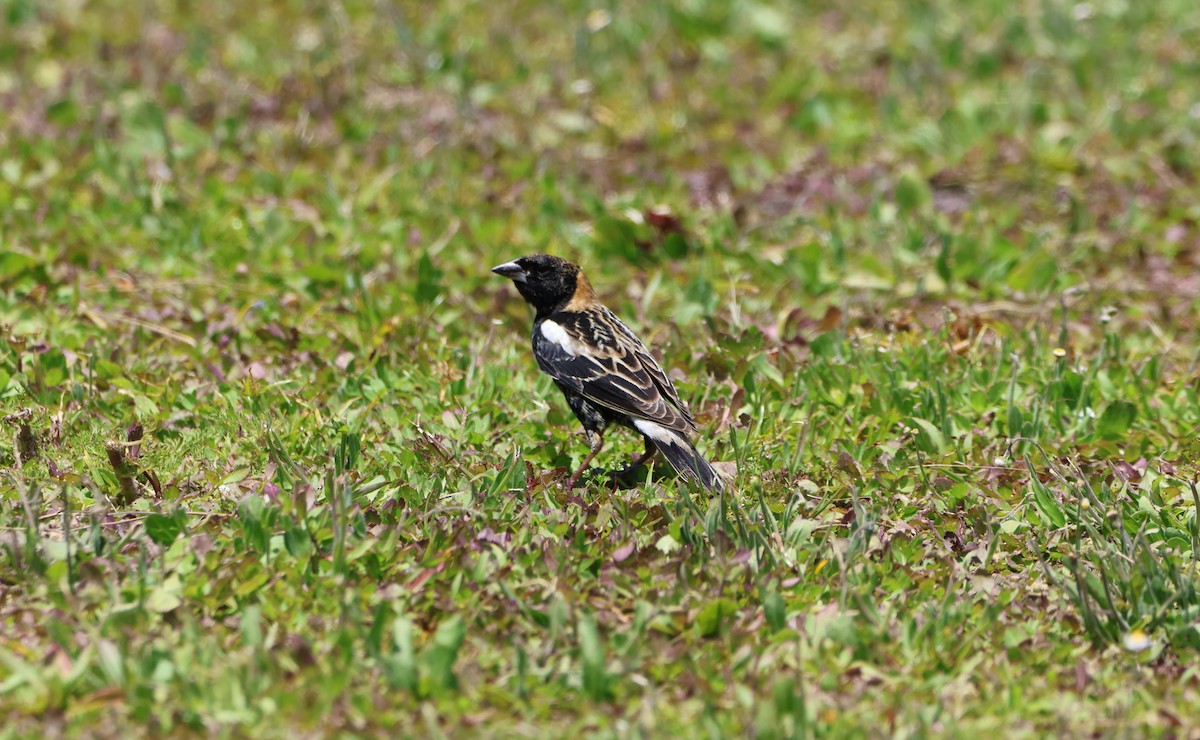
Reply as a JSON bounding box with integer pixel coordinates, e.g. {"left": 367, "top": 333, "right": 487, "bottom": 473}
{"left": 634, "top": 419, "right": 680, "bottom": 444}
{"left": 541, "top": 321, "right": 583, "bottom": 357}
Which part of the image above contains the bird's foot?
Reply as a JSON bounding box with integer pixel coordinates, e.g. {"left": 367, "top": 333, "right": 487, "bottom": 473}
{"left": 608, "top": 461, "right": 650, "bottom": 490}
{"left": 566, "top": 466, "right": 603, "bottom": 491}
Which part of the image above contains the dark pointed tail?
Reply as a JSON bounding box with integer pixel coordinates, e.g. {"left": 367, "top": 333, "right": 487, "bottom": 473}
{"left": 652, "top": 430, "right": 724, "bottom": 492}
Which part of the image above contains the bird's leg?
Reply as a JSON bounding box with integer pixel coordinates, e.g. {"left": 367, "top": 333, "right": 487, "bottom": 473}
{"left": 567, "top": 429, "right": 604, "bottom": 490}
{"left": 633, "top": 437, "right": 658, "bottom": 468}
{"left": 617, "top": 437, "right": 657, "bottom": 476}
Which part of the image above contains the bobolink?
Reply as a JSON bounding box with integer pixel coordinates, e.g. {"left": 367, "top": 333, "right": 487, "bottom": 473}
{"left": 492, "top": 254, "right": 723, "bottom": 492}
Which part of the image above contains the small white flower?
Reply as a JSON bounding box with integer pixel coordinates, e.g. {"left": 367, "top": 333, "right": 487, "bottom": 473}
{"left": 1123, "top": 629, "right": 1152, "bottom": 652}
{"left": 586, "top": 9, "right": 612, "bottom": 32}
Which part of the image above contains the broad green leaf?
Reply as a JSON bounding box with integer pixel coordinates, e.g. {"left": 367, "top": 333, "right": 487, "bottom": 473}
{"left": 1031, "top": 478, "right": 1066, "bottom": 529}
{"left": 144, "top": 513, "right": 182, "bottom": 546}
{"left": 1096, "top": 401, "right": 1137, "bottom": 440}
{"left": 414, "top": 252, "right": 443, "bottom": 304}
{"left": 764, "top": 590, "right": 786, "bottom": 633}
{"left": 695, "top": 597, "right": 737, "bottom": 638}
{"left": 909, "top": 417, "right": 948, "bottom": 454}
{"left": 146, "top": 576, "right": 182, "bottom": 613}
{"left": 387, "top": 616, "right": 418, "bottom": 693}
{"left": 578, "top": 615, "right": 609, "bottom": 701}
{"left": 422, "top": 616, "right": 465, "bottom": 692}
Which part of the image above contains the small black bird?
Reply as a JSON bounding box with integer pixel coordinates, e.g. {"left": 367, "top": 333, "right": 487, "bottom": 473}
{"left": 492, "top": 254, "right": 723, "bottom": 491}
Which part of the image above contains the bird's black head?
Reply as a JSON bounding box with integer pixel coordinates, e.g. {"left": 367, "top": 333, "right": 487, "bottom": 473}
{"left": 491, "top": 254, "right": 583, "bottom": 316}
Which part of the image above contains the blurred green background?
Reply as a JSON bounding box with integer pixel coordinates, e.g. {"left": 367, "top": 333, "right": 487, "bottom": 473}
{"left": 2, "top": 0, "right": 1200, "bottom": 735}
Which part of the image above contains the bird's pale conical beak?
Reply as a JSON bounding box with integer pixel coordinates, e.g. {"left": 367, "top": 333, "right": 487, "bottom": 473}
{"left": 491, "top": 261, "right": 527, "bottom": 283}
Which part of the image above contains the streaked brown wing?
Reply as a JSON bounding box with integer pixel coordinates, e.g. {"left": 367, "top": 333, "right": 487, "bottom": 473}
{"left": 534, "top": 307, "right": 697, "bottom": 435}
{"left": 602, "top": 309, "right": 698, "bottom": 430}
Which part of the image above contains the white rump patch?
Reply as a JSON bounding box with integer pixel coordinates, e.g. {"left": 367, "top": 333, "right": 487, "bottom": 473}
{"left": 541, "top": 321, "right": 586, "bottom": 356}
{"left": 634, "top": 419, "right": 679, "bottom": 445}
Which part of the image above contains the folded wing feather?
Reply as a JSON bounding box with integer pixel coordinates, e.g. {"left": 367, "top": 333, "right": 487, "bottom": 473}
{"left": 535, "top": 309, "right": 697, "bottom": 436}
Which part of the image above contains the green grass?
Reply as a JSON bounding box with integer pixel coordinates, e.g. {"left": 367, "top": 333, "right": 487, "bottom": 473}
{"left": 3, "top": 0, "right": 1200, "bottom": 734}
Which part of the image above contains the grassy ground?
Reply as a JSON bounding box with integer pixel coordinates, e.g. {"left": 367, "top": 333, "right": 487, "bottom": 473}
{"left": 3, "top": 0, "right": 1200, "bottom": 735}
